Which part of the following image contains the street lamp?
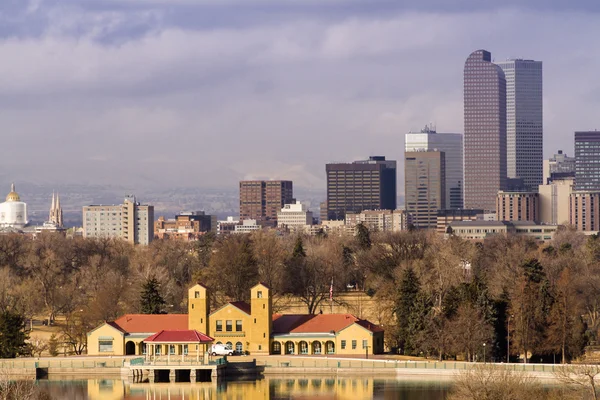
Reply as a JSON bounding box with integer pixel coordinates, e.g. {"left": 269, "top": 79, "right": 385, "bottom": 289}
{"left": 483, "top": 343, "right": 486, "bottom": 363}
{"left": 507, "top": 314, "right": 514, "bottom": 363}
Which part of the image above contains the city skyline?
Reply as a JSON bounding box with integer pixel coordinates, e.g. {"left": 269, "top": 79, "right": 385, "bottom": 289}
{"left": 1, "top": 1, "right": 600, "bottom": 194}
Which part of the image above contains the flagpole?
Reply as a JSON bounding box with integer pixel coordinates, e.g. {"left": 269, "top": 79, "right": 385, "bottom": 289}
{"left": 330, "top": 277, "right": 333, "bottom": 314}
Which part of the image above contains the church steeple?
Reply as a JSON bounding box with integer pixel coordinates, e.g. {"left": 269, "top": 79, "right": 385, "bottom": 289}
{"left": 49, "top": 191, "right": 63, "bottom": 227}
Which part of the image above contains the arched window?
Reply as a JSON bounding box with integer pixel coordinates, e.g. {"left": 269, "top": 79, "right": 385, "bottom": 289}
{"left": 216, "top": 341, "right": 222, "bottom": 345}
{"left": 299, "top": 341, "right": 308, "bottom": 354}
{"left": 272, "top": 341, "right": 281, "bottom": 355}
{"left": 312, "top": 342, "right": 322, "bottom": 355}
{"left": 236, "top": 342, "right": 243, "bottom": 353}
{"left": 226, "top": 342, "right": 233, "bottom": 350}
{"left": 286, "top": 341, "right": 295, "bottom": 355}
{"left": 326, "top": 341, "right": 335, "bottom": 354}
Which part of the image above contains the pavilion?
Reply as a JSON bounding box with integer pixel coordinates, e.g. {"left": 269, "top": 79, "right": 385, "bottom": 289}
{"left": 143, "top": 330, "right": 214, "bottom": 363}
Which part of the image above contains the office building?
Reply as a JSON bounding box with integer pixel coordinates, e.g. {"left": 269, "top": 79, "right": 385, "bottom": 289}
{"left": 83, "top": 195, "right": 154, "bottom": 245}
{"left": 538, "top": 176, "right": 573, "bottom": 225}
{"left": 544, "top": 150, "right": 575, "bottom": 184}
{"left": 569, "top": 192, "right": 600, "bottom": 232}
{"left": 496, "top": 191, "right": 539, "bottom": 222}
{"left": 277, "top": 201, "right": 313, "bottom": 229}
{"left": 326, "top": 156, "right": 396, "bottom": 221}
{"left": 448, "top": 220, "right": 558, "bottom": 242}
{"left": 405, "top": 125, "right": 463, "bottom": 209}
{"left": 345, "top": 209, "right": 411, "bottom": 232}
{"left": 436, "top": 209, "right": 484, "bottom": 234}
{"left": 496, "top": 59, "right": 543, "bottom": 190}
{"left": 404, "top": 151, "right": 445, "bottom": 229}
{"left": 239, "top": 180, "right": 294, "bottom": 221}
{"left": 154, "top": 211, "right": 217, "bottom": 241}
{"left": 464, "top": 49, "right": 507, "bottom": 211}
{"left": 575, "top": 131, "right": 600, "bottom": 191}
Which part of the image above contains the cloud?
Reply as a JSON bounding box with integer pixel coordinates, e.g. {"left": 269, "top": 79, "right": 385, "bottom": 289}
{"left": 1, "top": 2, "right": 599, "bottom": 197}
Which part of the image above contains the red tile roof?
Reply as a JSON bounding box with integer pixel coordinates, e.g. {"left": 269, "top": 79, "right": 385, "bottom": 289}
{"left": 111, "top": 314, "right": 188, "bottom": 333}
{"left": 272, "top": 313, "right": 383, "bottom": 334}
{"left": 229, "top": 301, "right": 251, "bottom": 315}
{"left": 144, "top": 330, "right": 214, "bottom": 343}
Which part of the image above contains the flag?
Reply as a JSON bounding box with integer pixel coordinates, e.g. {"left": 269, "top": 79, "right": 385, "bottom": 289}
{"left": 329, "top": 278, "right": 333, "bottom": 301}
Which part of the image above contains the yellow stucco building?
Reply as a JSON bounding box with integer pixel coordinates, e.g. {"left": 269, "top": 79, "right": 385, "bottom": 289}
{"left": 87, "top": 283, "right": 384, "bottom": 356}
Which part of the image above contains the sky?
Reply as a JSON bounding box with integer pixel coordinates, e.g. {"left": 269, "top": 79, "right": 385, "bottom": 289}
{"left": 2, "top": 0, "right": 600, "bottom": 193}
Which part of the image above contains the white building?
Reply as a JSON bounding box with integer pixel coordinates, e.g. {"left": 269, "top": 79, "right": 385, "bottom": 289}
{"left": 277, "top": 201, "right": 313, "bottom": 229}
{"left": 538, "top": 176, "right": 573, "bottom": 225}
{"left": 496, "top": 59, "right": 543, "bottom": 191}
{"left": 0, "top": 183, "right": 28, "bottom": 229}
{"left": 345, "top": 209, "right": 411, "bottom": 232}
{"left": 83, "top": 195, "right": 154, "bottom": 245}
{"left": 405, "top": 126, "right": 463, "bottom": 209}
{"left": 234, "top": 219, "right": 261, "bottom": 234}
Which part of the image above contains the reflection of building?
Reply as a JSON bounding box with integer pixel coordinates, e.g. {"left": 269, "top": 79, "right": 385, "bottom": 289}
{"left": 345, "top": 209, "right": 410, "bottom": 232}
{"left": 405, "top": 126, "right": 463, "bottom": 209}
{"left": 88, "top": 283, "right": 384, "bottom": 357}
{"left": 154, "top": 211, "right": 216, "bottom": 240}
{"left": 326, "top": 156, "right": 397, "bottom": 221}
{"left": 239, "top": 180, "right": 294, "bottom": 222}
{"left": 0, "top": 183, "right": 28, "bottom": 229}
{"left": 83, "top": 195, "right": 154, "bottom": 245}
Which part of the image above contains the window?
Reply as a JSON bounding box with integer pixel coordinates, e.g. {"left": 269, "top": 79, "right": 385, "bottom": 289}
{"left": 236, "top": 320, "right": 243, "bottom": 332}
{"left": 195, "top": 291, "right": 200, "bottom": 298}
{"left": 236, "top": 342, "right": 243, "bottom": 353}
{"left": 258, "top": 345, "right": 262, "bottom": 351}
{"left": 155, "top": 346, "right": 161, "bottom": 355}
{"left": 273, "top": 342, "right": 281, "bottom": 354}
{"left": 183, "top": 345, "right": 188, "bottom": 355}
{"left": 142, "top": 343, "right": 147, "bottom": 355}
{"left": 257, "top": 291, "right": 263, "bottom": 298}
{"left": 216, "top": 320, "right": 223, "bottom": 332}
{"left": 226, "top": 320, "right": 233, "bottom": 332}
{"left": 362, "top": 340, "right": 368, "bottom": 349}
{"left": 341, "top": 340, "right": 346, "bottom": 350}
{"left": 352, "top": 340, "right": 357, "bottom": 350}
{"left": 169, "top": 345, "right": 175, "bottom": 355}
{"left": 226, "top": 342, "right": 233, "bottom": 350}
{"left": 99, "top": 340, "right": 113, "bottom": 353}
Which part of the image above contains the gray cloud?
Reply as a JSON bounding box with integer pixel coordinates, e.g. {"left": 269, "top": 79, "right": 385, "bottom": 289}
{"left": 1, "top": 1, "right": 599, "bottom": 195}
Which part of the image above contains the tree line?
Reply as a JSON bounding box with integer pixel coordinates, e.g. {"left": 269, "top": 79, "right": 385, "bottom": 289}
{"left": 0, "top": 226, "right": 598, "bottom": 362}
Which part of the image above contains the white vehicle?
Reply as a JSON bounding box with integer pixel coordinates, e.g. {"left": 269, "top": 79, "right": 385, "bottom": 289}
{"left": 210, "top": 343, "right": 233, "bottom": 356}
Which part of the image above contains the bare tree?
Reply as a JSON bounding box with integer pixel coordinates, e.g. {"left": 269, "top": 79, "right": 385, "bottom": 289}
{"left": 554, "top": 364, "right": 600, "bottom": 400}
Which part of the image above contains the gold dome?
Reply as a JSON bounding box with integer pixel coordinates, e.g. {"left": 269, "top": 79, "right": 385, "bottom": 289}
{"left": 6, "top": 183, "right": 20, "bottom": 202}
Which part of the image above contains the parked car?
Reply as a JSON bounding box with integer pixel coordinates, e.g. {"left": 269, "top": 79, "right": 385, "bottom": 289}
{"left": 210, "top": 344, "right": 233, "bottom": 356}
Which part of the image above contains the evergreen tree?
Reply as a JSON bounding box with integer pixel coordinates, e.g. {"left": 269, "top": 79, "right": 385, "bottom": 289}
{"left": 0, "top": 309, "right": 28, "bottom": 358}
{"left": 292, "top": 236, "right": 306, "bottom": 259}
{"left": 356, "top": 223, "right": 371, "bottom": 250}
{"left": 140, "top": 277, "right": 166, "bottom": 314}
{"left": 395, "top": 267, "right": 429, "bottom": 355}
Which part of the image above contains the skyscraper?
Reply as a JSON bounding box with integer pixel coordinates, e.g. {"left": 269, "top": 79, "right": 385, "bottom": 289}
{"left": 326, "top": 156, "right": 396, "bottom": 221}
{"left": 574, "top": 131, "right": 600, "bottom": 191}
{"left": 496, "top": 59, "right": 543, "bottom": 190}
{"left": 239, "top": 180, "right": 294, "bottom": 221}
{"left": 404, "top": 151, "right": 445, "bottom": 229}
{"left": 464, "top": 49, "right": 507, "bottom": 212}
{"left": 405, "top": 126, "right": 463, "bottom": 209}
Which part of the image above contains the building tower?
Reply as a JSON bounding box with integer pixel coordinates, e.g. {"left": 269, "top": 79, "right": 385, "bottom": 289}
{"left": 239, "top": 180, "right": 294, "bottom": 221}
{"left": 496, "top": 59, "right": 543, "bottom": 191}
{"left": 250, "top": 283, "right": 272, "bottom": 355}
{"left": 326, "top": 156, "right": 397, "bottom": 220}
{"left": 575, "top": 131, "right": 600, "bottom": 191}
{"left": 464, "top": 49, "right": 507, "bottom": 211}
{"left": 188, "top": 283, "right": 210, "bottom": 333}
{"left": 404, "top": 151, "right": 446, "bottom": 229}
{"left": 49, "top": 192, "right": 64, "bottom": 227}
{"left": 405, "top": 126, "right": 463, "bottom": 209}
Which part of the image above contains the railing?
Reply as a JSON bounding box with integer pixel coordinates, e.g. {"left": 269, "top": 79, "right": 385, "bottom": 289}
{"left": 130, "top": 358, "right": 145, "bottom": 366}
{"left": 0, "top": 359, "right": 125, "bottom": 369}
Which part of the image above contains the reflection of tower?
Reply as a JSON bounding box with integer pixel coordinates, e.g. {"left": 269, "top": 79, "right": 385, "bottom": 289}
{"left": 49, "top": 192, "right": 63, "bottom": 227}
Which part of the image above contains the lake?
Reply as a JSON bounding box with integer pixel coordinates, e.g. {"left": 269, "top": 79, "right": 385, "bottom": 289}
{"left": 38, "top": 375, "right": 452, "bottom": 399}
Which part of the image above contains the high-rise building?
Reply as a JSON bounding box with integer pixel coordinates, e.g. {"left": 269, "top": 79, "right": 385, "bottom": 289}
{"left": 543, "top": 150, "right": 575, "bottom": 184}
{"left": 496, "top": 59, "right": 543, "bottom": 190}
{"left": 538, "top": 176, "right": 573, "bottom": 225}
{"left": 404, "top": 151, "right": 446, "bottom": 229}
{"left": 496, "top": 191, "right": 539, "bottom": 222}
{"left": 326, "top": 156, "right": 396, "bottom": 221}
{"left": 569, "top": 192, "right": 600, "bottom": 232}
{"left": 464, "top": 49, "right": 507, "bottom": 211}
{"left": 405, "top": 126, "right": 463, "bottom": 209}
{"left": 239, "top": 180, "right": 293, "bottom": 221}
{"left": 277, "top": 201, "right": 313, "bottom": 229}
{"left": 83, "top": 195, "right": 154, "bottom": 245}
{"left": 575, "top": 131, "right": 600, "bottom": 191}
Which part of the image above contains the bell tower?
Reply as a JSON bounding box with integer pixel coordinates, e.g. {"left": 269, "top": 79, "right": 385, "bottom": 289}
{"left": 250, "top": 283, "right": 272, "bottom": 355}
{"left": 188, "top": 283, "right": 210, "bottom": 333}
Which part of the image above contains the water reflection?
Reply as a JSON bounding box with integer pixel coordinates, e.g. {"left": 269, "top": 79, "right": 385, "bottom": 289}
{"left": 39, "top": 376, "right": 450, "bottom": 400}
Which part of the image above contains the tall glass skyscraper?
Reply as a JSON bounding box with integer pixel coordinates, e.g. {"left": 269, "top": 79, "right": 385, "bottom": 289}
{"left": 405, "top": 126, "right": 463, "bottom": 209}
{"left": 575, "top": 131, "right": 600, "bottom": 191}
{"left": 463, "top": 50, "right": 507, "bottom": 212}
{"left": 496, "top": 59, "right": 543, "bottom": 191}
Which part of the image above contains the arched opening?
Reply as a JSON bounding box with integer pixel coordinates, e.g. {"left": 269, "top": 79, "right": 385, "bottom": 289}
{"left": 125, "top": 341, "right": 136, "bottom": 355}
{"left": 235, "top": 342, "right": 243, "bottom": 354}
{"left": 312, "top": 341, "right": 322, "bottom": 355}
{"left": 299, "top": 341, "right": 308, "bottom": 355}
{"left": 285, "top": 341, "right": 295, "bottom": 355}
{"left": 272, "top": 341, "right": 281, "bottom": 355}
{"left": 226, "top": 342, "right": 233, "bottom": 350}
{"left": 326, "top": 341, "right": 335, "bottom": 354}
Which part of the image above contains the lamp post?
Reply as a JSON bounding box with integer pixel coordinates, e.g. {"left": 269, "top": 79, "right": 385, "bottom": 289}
{"left": 507, "top": 314, "right": 514, "bottom": 363}
{"left": 483, "top": 343, "right": 486, "bottom": 364}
